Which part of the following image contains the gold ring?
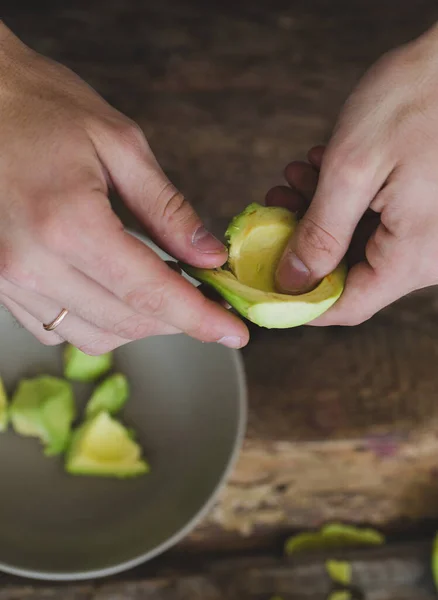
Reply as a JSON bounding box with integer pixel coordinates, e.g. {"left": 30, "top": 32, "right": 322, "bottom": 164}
{"left": 43, "top": 308, "right": 69, "bottom": 331}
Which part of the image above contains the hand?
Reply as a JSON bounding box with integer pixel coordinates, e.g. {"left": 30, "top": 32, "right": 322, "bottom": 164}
{"left": 0, "top": 23, "right": 248, "bottom": 353}
{"left": 269, "top": 22, "right": 438, "bottom": 326}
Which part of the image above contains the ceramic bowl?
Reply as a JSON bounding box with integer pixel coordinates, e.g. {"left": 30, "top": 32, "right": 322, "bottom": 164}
{"left": 0, "top": 236, "right": 247, "bottom": 580}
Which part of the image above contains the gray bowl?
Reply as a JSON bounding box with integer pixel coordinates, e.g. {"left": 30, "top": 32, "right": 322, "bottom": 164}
{"left": 0, "top": 237, "right": 247, "bottom": 581}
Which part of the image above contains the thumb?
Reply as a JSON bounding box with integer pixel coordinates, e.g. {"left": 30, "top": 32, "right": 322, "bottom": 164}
{"left": 92, "top": 118, "right": 227, "bottom": 268}
{"left": 276, "top": 156, "right": 380, "bottom": 293}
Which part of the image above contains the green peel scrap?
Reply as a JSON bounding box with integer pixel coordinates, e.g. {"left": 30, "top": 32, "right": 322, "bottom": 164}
{"left": 325, "top": 560, "right": 352, "bottom": 586}
{"left": 285, "top": 523, "right": 385, "bottom": 555}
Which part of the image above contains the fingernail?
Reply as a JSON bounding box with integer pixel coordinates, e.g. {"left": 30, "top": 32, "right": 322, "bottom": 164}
{"left": 276, "top": 250, "right": 311, "bottom": 292}
{"left": 217, "top": 336, "right": 243, "bottom": 349}
{"left": 192, "top": 226, "right": 226, "bottom": 254}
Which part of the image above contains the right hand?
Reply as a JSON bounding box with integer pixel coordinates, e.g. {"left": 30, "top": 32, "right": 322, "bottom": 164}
{"left": 271, "top": 22, "right": 438, "bottom": 327}
{"left": 0, "top": 23, "right": 248, "bottom": 354}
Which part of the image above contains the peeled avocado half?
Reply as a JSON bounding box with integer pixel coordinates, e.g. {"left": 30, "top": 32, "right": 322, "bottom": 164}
{"left": 182, "top": 203, "right": 346, "bottom": 328}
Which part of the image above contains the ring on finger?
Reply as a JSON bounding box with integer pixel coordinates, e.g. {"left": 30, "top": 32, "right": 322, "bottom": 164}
{"left": 43, "top": 308, "right": 69, "bottom": 331}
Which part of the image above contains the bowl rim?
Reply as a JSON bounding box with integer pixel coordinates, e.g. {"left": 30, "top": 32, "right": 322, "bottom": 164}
{"left": 0, "top": 233, "right": 248, "bottom": 582}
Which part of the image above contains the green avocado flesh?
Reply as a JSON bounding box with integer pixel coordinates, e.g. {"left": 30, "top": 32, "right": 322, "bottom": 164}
{"left": 85, "top": 373, "right": 129, "bottom": 419}
{"left": 0, "top": 377, "right": 8, "bottom": 432}
{"left": 66, "top": 411, "right": 149, "bottom": 478}
{"left": 5, "top": 347, "right": 148, "bottom": 478}
{"left": 10, "top": 376, "right": 76, "bottom": 456}
{"left": 182, "top": 203, "right": 346, "bottom": 328}
{"left": 64, "top": 345, "right": 112, "bottom": 382}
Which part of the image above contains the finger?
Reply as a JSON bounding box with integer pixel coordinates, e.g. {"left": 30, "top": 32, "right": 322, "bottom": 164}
{"left": 167, "top": 261, "right": 229, "bottom": 311}
{"left": 22, "top": 253, "right": 182, "bottom": 341}
{"left": 284, "top": 161, "right": 318, "bottom": 202}
{"left": 347, "top": 212, "right": 380, "bottom": 267}
{"left": 90, "top": 118, "right": 227, "bottom": 268}
{"left": 307, "top": 145, "right": 326, "bottom": 168}
{"left": 166, "top": 261, "right": 230, "bottom": 311}
{"left": 267, "top": 181, "right": 379, "bottom": 270}
{"left": 0, "top": 295, "right": 63, "bottom": 346}
{"left": 0, "top": 284, "right": 133, "bottom": 355}
{"left": 62, "top": 224, "right": 249, "bottom": 347}
{"left": 265, "top": 186, "right": 309, "bottom": 215}
{"left": 275, "top": 144, "right": 388, "bottom": 293}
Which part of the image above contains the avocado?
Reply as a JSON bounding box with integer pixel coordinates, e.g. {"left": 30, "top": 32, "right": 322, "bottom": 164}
{"left": 65, "top": 411, "right": 149, "bottom": 478}
{"left": 327, "top": 593, "right": 352, "bottom": 600}
{"left": 181, "top": 203, "right": 346, "bottom": 328}
{"left": 10, "top": 376, "right": 76, "bottom": 456}
{"left": 285, "top": 523, "right": 385, "bottom": 555}
{"left": 325, "top": 559, "right": 352, "bottom": 586}
{"left": 0, "top": 377, "right": 8, "bottom": 432}
{"left": 85, "top": 373, "right": 129, "bottom": 419}
{"left": 64, "top": 345, "right": 112, "bottom": 382}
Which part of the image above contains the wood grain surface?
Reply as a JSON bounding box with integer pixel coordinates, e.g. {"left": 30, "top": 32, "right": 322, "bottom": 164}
{"left": 0, "top": 542, "right": 435, "bottom": 599}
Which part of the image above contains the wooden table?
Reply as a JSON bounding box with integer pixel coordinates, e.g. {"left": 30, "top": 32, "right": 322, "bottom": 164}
{"left": 3, "top": 0, "right": 438, "bottom": 596}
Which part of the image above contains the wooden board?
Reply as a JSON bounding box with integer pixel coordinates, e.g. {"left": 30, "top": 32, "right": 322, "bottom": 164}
{"left": 0, "top": 542, "right": 435, "bottom": 599}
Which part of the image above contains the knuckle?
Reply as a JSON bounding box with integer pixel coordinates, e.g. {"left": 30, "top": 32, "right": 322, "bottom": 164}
{"left": 113, "top": 314, "right": 157, "bottom": 340}
{"left": 327, "top": 149, "right": 372, "bottom": 190}
{"left": 365, "top": 217, "right": 408, "bottom": 272}
{"left": 90, "top": 251, "right": 128, "bottom": 284}
{"left": 338, "top": 161, "right": 369, "bottom": 189}
{"left": 365, "top": 231, "right": 386, "bottom": 270}
{"left": 376, "top": 45, "right": 413, "bottom": 76}
{"left": 36, "top": 194, "right": 108, "bottom": 254}
{"left": 0, "top": 247, "right": 32, "bottom": 287}
{"left": 298, "top": 218, "right": 340, "bottom": 261}
{"left": 36, "top": 210, "right": 72, "bottom": 253}
{"left": 124, "top": 283, "right": 168, "bottom": 317}
{"left": 158, "top": 185, "right": 190, "bottom": 224}
{"left": 184, "top": 301, "right": 217, "bottom": 342}
{"left": 116, "top": 119, "right": 149, "bottom": 156}
{"left": 381, "top": 208, "right": 412, "bottom": 240}
{"left": 375, "top": 47, "right": 401, "bottom": 70}
{"left": 147, "top": 181, "right": 197, "bottom": 231}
